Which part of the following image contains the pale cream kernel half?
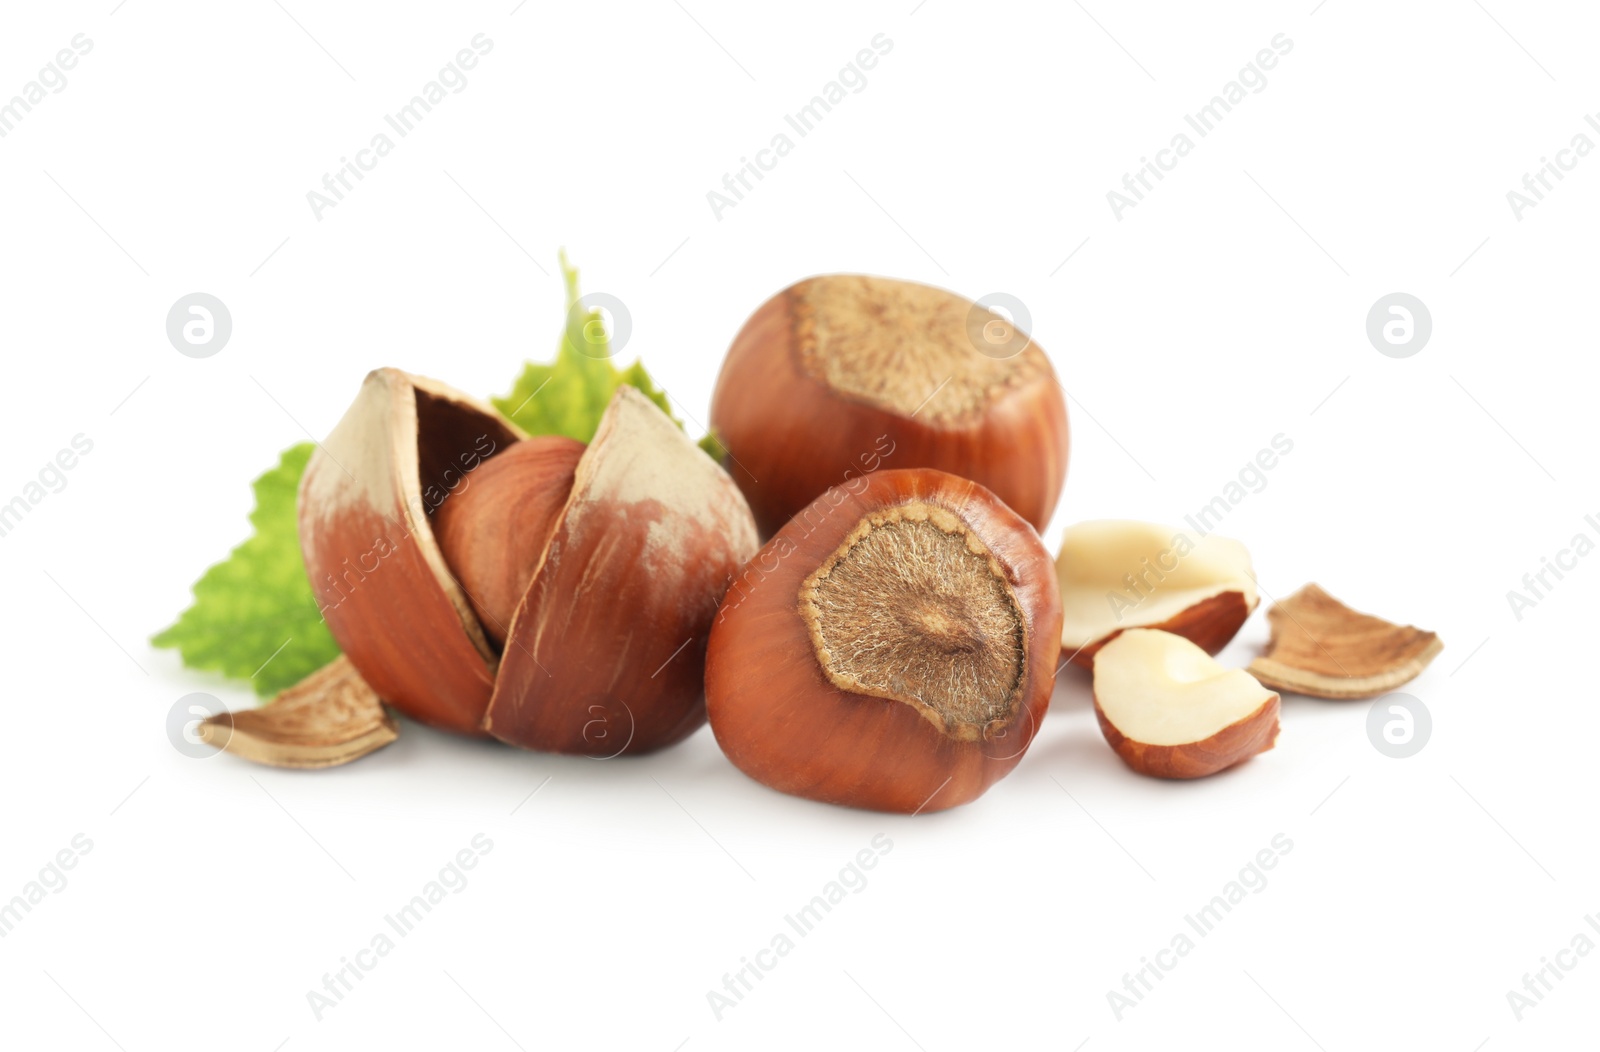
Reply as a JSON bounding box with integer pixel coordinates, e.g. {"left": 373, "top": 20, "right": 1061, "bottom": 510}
{"left": 1094, "top": 629, "right": 1274, "bottom": 746}
{"left": 1057, "top": 520, "right": 1256, "bottom": 649}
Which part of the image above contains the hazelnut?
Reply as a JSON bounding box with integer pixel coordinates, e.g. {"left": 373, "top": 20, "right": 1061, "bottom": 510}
{"left": 705, "top": 468, "right": 1062, "bottom": 812}
{"left": 709, "top": 275, "right": 1070, "bottom": 536}
{"left": 298, "top": 370, "right": 758, "bottom": 754}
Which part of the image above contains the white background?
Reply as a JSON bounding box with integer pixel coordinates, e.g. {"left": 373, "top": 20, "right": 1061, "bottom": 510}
{"left": 1, "top": 0, "right": 1595, "bottom": 1048}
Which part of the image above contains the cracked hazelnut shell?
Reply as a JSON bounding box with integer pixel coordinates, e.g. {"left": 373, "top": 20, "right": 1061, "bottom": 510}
{"left": 484, "top": 386, "right": 760, "bottom": 754}
{"left": 299, "top": 368, "right": 522, "bottom": 736}
{"left": 300, "top": 373, "right": 759, "bottom": 755}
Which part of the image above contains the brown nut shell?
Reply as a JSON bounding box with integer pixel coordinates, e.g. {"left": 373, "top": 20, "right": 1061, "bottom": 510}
{"left": 200, "top": 655, "right": 399, "bottom": 769}
{"left": 705, "top": 468, "right": 1064, "bottom": 813}
{"left": 483, "top": 386, "right": 760, "bottom": 755}
{"left": 709, "top": 275, "right": 1070, "bottom": 536}
{"left": 298, "top": 368, "right": 524, "bottom": 736}
{"left": 1247, "top": 584, "right": 1443, "bottom": 699}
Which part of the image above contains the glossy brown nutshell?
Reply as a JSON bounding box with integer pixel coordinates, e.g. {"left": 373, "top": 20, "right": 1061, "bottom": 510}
{"left": 299, "top": 368, "right": 521, "bottom": 736}
{"left": 482, "top": 387, "right": 759, "bottom": 755}
{"left": 709, "top": 275, "right": 1070, "bottom": 536}
{"left": 300, "top": 371, "right": 758, "bottom": 753}
{"left": 705, "top": 469, "right": 1063, "bottom": 813}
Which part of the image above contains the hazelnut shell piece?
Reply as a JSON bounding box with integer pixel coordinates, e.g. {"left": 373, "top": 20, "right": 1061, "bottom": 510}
{"left": 1247, "top": 583, "right": 1443, "bottom": 699}
{"left": 298, "top": 368, "right": 524, "bottom": 736}
{"left": 709, "top": 276, "right": 1070, "bottom": 536}
{"left": 704, "top": 468, "right": 1064, "bottom": 813}
{"left": 484, "top": 386, "right": 760, "bottom": 755}
{"left": 200, "top": 655, "right": 399, "bottom": 769}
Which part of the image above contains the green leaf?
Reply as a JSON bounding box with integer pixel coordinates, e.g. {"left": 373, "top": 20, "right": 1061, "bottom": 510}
{"left": 151, "top": 444, "right": 340, "bottom": 698}
{"left": 492, "top": 251, "right": 686, "bottom": 442}
{"left": 697, "top": 427, "right": 727, "bottom": 462}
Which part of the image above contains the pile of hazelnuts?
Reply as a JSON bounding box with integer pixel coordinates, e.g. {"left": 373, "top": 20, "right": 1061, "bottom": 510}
{"left": 300, "top": 275, "right": 1069, "bottom": 813}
